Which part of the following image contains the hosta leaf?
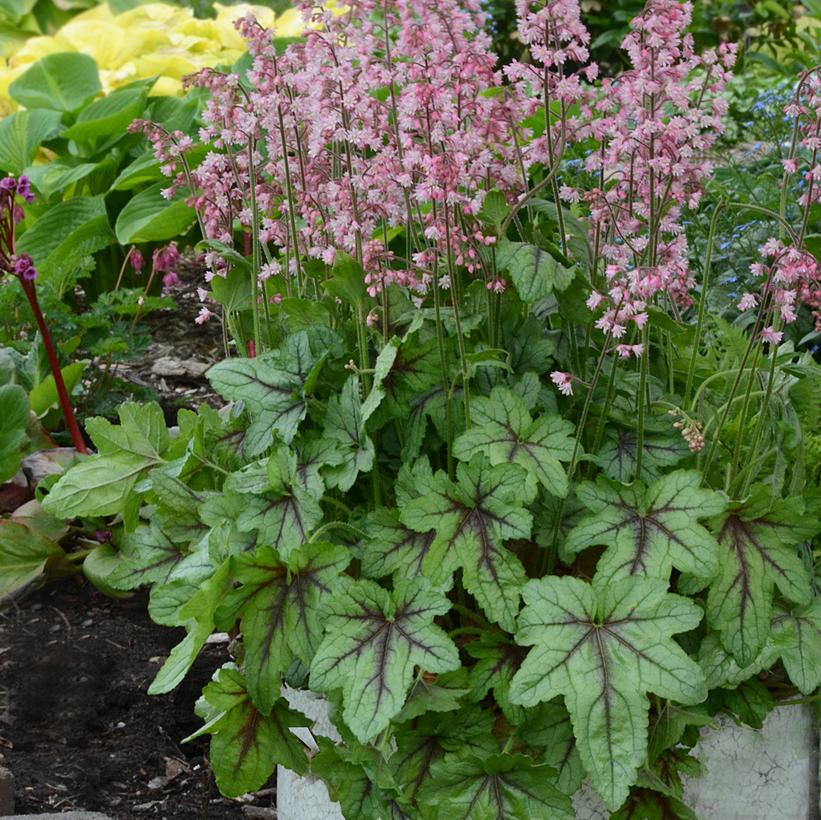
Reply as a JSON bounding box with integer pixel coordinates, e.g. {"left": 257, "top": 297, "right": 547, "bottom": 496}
{"left": 207, "top": 332, "right": 319, "bottom": 454}
{"left": 8, "top": 52, "right": 101, "bottom": 112}
{"left": 322, "top": 375, "right": 375, "bottom": 491}
{"left": 194, "top": 665, "right": 309, "bottom": 797}
{"left": 772, "top": 602, "right": 821, "bottom": 695}
{"left": 495, "top": 238, "right": 574, "bottom": 302}
{"left": 595, "top": 429, "right": 688, "bottom": 484}
{"left": 309, "top": 577, "right": 460, "bottom": 742}
{"left": 0, "top": 520, "right": 63, "bottom": 601}
{"left": 231, "top": 448, "right": 323, "bottom": 559}
{"left": 356, "top": 507, "right": 441, "bottom": 584}
{"left": 419, "top": 752, "right": 573, "bottom": 819}
{"left": 565, "top": 470, "right": 725, "bottom": 584}
{"left": 510, "top": 575, "right": 706, "bottom": 811}
{"left": 706, "top": 491, "right": 816, "bottom": 666}
{"left": 0, "top": 109, "right": 63, "bottom": 175}
{"left": 400, "top": 455, "right": 534, "bottom": 631}
{"left": 453, "top": 386, "right": 574, "bottom": 497}
{"left": 217, "top": 542, "right": 349, "bottom": 714}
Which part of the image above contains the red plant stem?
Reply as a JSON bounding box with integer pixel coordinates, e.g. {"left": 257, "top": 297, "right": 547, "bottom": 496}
{"left": 20, "top": 279, "right": 87, "bottom": 453}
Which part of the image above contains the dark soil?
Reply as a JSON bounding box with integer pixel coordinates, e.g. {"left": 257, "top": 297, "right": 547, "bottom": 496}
{"left": 0, "top": 579, "right": 275, "bottom": 819}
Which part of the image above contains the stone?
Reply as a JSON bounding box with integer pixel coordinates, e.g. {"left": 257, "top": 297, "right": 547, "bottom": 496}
{"left": 2, "top": 814, "right": 113, "bottom": 820}
{"left": 0, "top": 766, "right": 13, "bottom": 815}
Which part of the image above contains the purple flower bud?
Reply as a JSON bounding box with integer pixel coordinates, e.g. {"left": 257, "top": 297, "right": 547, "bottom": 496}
{"left": 0, "top": 177, "right": 15, "bottom": 192}
{"left": 130, "top": 247, "right": 145, "bottom": 275}
{"left": 16, "top": 175, "right": 33, "bottom": 204}
{"left": 13, "top": 253, "right": 37, "bottom": 281}
{"left": 12, "top": 206, "right": 24, "bottom": 224}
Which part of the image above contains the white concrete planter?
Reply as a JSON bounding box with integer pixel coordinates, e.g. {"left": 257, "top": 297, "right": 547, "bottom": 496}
{"left": 278, "top": 689, "right": 819, "bottom": 820}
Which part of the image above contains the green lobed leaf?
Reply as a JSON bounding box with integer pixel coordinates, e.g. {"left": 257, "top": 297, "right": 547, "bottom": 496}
{"left": 772, "top": 602, "right": 821, "bottom": 695}
{"left": 195, "top": 665, "right": 309, "bottom": 797}
{"left": 565, "top": 470, "right": 725, "bottom": 584}
{"left": 207, "top": 332, "right": 319, "bottom": 454}
{"left": 464, "top": 632, "right": 528, "bottom": 725}
{"left": 322, "top": 375, "right": 375, "bottom": 491}
{"left": 419, "top": 752, "right": 573, "bottom": 820}
{"left": 217, "top": 542, "right": 350, "bottom": 714}
{"left": 517, "top": 701, "right": 583, "bottom": 795}
{"left": 510, "top": 575, "right": 707, "bottom": 811}
{"left": 400, "top": 455, "right": 534, "bottom": 631}
{"left": 453, "top": 386, "right": 575, "bottom": 498}
{"left": 706, "top": 491, "right": 816, "bottom": 667}
{"left": 309, "top": 577, "right": 460, "bottom": 742}
{"left": 495, "top": 237, "right": 574, "bottom": 302}
{"left": 595, "top": 429, "right": 688, "bottom": 484}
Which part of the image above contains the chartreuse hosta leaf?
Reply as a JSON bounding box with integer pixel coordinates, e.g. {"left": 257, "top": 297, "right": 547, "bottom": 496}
{"left": 187, "top": 665, "right": 309, "bottom": 798}
{"left": 419, "top": 752, "right": 574, "bottom": 819}
{"left": 227, "top": 447, "right": 324, "bottom": 560}
{"left": 565, "top": 470, "right": 725, "bottom": 584}
{"left": 453, "top": 386, "right": 575, "bottom": 497}
{"left": 509, "top": 575, "right": 707, "bottom": 811}
{"left": 215, "top": 542, "right": 350, "bottom": 714}
{"left": 207, "top": 331, "right": 324, "bottom": 454}
{"left": 706, "top": 490, "right": 816, "bottom": 667}
{"left": 43, "top": 402, "right": 169, "bottom": 519}
{"left": 400, "top": 455, "right": 534, "bottom": 631}
{"left": 309, "top": 577, "right": 460, "bottom": 742}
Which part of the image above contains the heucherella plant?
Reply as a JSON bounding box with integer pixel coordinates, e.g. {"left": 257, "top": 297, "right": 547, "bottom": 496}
{"left": 40, "top": 0, "right": 821, "bottom": 816}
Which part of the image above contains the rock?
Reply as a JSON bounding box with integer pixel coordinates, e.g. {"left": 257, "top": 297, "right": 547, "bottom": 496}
{"left": 21, "top": 448, "right": 78, "bottom": 487}
{"left": 150, "top": 356, "right": 210, "bottom": 379}
{"left": 0, "top": 766, "right": 13, "bottom": 815}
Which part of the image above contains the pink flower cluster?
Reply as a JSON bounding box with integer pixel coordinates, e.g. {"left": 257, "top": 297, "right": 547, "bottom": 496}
{"left": 580, "top": 0, "right": 735, "bottom": 341}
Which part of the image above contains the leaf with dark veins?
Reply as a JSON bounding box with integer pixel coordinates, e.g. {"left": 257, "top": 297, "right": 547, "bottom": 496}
{"left": 357, "top": 508, "right": 442, "bottom": 584}
{"left": 595, "top": 429, "right": 688, "bottom": 484}
{"left": 464, "top": 631, "right": 527, "bottom": 724}
{"left": 454, "top": 386, "right": 575, "bottom": 497}
{"left": 510, "top": 575, "right": 706, "bottom": 811}
{"left": 419, "top": 752, "right": 573, "bottom": 819}
{"left": 565, "top": 470, "right": 725, "bottom": 584}
{"left": 192, "top": 665, "right": 309, "bottom": 798}
{"left": 217, "top": 542, "right": 350, "bottom": 714}
{"left": 207, "top": 331, "right": 319, "bottom": 454}
{"left": 706, "top": 491, "right": 816, "bottom": 666}
{"left": 773, "top": 601, "right": 821, "bottom": 695}
{"left": 400, "top": 455, "right": 534, "bottom": 631}
{"left": 309, "top": 577, "right": 459, "bottom": 742}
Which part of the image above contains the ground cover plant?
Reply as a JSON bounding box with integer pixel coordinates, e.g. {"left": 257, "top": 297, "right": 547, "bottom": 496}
{"left": 4, "top": 0, "right": 821, "bottom": 816}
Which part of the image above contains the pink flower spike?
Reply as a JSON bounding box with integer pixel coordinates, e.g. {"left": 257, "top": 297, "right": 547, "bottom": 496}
{"left": 550, "top": 370, "right": 574, "bottom": 396}
{"left": 737, "top": 293, "right": 757, "bottom": 311}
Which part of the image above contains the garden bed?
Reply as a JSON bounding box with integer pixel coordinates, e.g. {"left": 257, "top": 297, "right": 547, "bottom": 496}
{"left": 0, "top": 581, "right": 273, "bottom": 819}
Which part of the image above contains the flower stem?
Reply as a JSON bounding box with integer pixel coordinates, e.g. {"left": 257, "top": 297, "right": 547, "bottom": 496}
{"left": 20, "top": 280, "right": 87, "bottom": 453}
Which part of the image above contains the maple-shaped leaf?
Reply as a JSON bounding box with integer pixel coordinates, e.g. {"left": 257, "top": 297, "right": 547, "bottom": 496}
{"left": 309, "top": 577, "right": 460, "bottom": 742}
{"left": 322, "top": 375, "right": 375, "bottom": 491}
{"left": 509, "top": 575, "right": 706, "bottom": 811}
{"left": 697, "top": 631, "right": 780, "bottom": 691}
{"left": 464, "top": 631, "right": 527, "bottom": 724}
{"left": 772, "top": 601, "right": 821, "bottom": 695}
{"left": 453, "top": 386, "right": 574, "bottom": 497}
{"left": 207, "top": 331, "right": 323, "bottom": 454}
{"left": 312, "top": 737, "right": 411, "bottom": 820}
{"left": 187, "top": 665, "right": 309, "bottom": 798}
{"left": 391, "top": 708, "right": 497, "bottom": 803}
{"left": 594, "top": 428, "right": 688, "bottom": 484}
{"left": 418, "top": 752, "right": 573, "bottom": 819}
{"left": 356, "top": 507, "right": 442, "bottom": 584}
{"left": 400, "top": 454, "right": 534, "bottom": 631}
{"left": 229, "top": 448, "right": 323, "bottom": 560}
{"left": 565, "top": 470, "right": 725, "bottom": 584}
{"left": 375, "top": 335, "right": 443, "bottom": 426}
{"left": 706, "top": 490, "right": 816, "bottom": 666}
{"left": 216, "top": 542, "right": 350, "bottom": 714}
{"left": 517, "top": 701, "right": 583, "bottom": 795}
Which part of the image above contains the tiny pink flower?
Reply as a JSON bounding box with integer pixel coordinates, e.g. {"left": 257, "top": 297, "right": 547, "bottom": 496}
{"left": 550, "top": 371, "right": 574, "bottom": 396}
{"left": 760, "top": 326, "right": 783, "bottom": 345}
{"left": 737, "top": 293, "right": 757, "bottom": 311}
{"left": 195, "top": 306, "right": 214, "bottom": 325}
